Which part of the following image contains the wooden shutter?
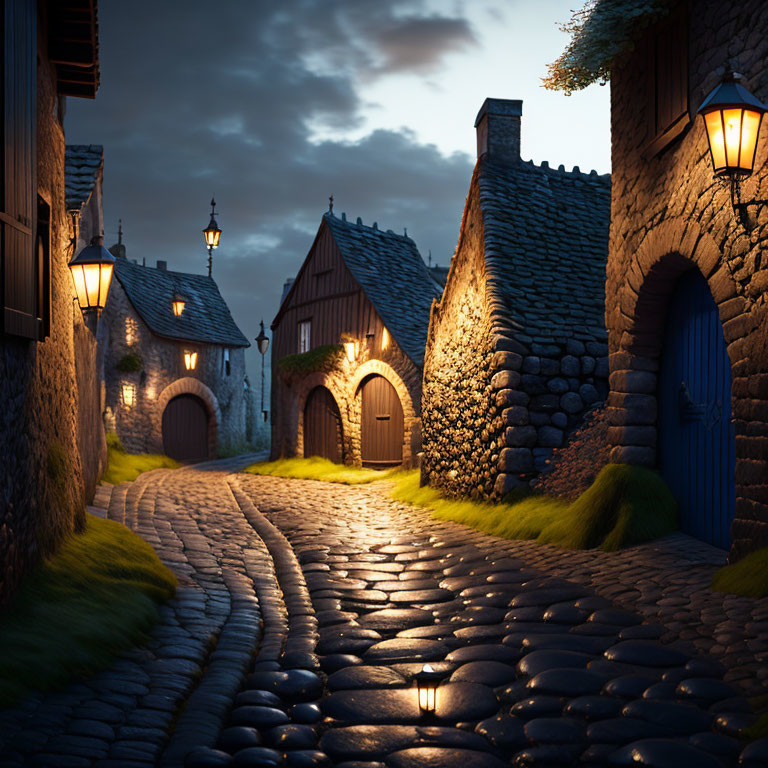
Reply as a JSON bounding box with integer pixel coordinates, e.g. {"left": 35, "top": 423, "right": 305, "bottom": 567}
{"left": 643, "top": 6, "right": 689, "bottom": 158}
{"left": 2, "top": 0, "right": 39, "bottom": 339}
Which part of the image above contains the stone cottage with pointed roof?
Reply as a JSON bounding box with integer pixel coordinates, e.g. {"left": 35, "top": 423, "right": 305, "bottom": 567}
{"left": 271, "top": 211, "right": 442, "bottom": 467}
{"left": 99, "top": 247, "right": 250, "bottom": 462}
{"left": 422, "top": 98, "right": 611, "bottom": 499}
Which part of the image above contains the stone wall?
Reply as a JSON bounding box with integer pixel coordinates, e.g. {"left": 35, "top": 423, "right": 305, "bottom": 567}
{"left": 422, "top": 173, "right": 609, "bottom": 500}
{"left": 0, "top": 53, "right": 96, "bottom": 604}
{"left": 606, "top": 0, "right": 768, "bottom": 560}
{"left": 100, "top": 277, "right": 246, "bottom": 456}
{"left": 271, "top": 335, "right": 422, "bottom": 468}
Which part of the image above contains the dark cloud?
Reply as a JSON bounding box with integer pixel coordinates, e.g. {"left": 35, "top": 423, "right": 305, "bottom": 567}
{"left": 66, "top": 0, "right": 476, "bottom": 390}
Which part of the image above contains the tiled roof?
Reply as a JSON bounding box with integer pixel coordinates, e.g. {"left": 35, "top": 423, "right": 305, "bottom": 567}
{"left": 65, "top": 145, "right": 103, "bottom": 211}
{"left": 477, "top": 157, "right": 610, "bottom": 347}
{"left": 323, "top": 213, "right": 442, "bottom": 367}
{"left": 114, "top": 259, "right": 249, "bottom": 348}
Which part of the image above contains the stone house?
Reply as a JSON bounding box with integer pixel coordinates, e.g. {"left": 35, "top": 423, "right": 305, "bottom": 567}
{"left": 0, "top": 0, "right": 104, "bottom": 604}
{"left": 548, "top": 0, "right": 768, "bottom": 559}
{"left": 99, "top": 252, "right": 250, "bottom": 462}
{"left": 271, "top": 211, "right": 442, "bottom": 468}
{"left": 422, "top": 98, "right": 611, "bottom": 499}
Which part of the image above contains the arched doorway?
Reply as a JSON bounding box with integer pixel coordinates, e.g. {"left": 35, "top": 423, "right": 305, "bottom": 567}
{"left": 658, "top": 269, "right": 735, "bottom": 548}
{"left": 304, "top": 386, "right": 343, "bottom": 462}
{"left": 361, "top": 375, "right": 404, "bottom": 467}
{"left": 162, "top": 394, "right": 210, "bottom": 463}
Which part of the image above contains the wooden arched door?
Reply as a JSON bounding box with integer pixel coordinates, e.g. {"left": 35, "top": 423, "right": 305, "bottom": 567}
{"left": 361, "top": 375, "right": 404, "bottom": 467}
{"left": 304, "top": 386, "right": 343, "bottom": 463}
{"left": 162, "top": 394, "right": 210, "bottom": 463}
{"left": 658, "top": 269, "right": 735, "bottom": 549}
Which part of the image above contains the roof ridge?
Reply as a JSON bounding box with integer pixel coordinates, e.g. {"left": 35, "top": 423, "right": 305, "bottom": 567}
{"left": 524, "top": 156, "right": 610, "bottom": 182}
{"left": 323, "top": 211, "right": 414, "bottom": 242}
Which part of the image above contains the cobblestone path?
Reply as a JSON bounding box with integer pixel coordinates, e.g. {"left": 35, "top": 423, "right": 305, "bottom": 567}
{"left": 2, "top": 465, "right": 768, "bottom": 768}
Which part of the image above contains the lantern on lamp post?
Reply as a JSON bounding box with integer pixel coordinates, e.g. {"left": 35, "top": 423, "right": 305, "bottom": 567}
{"left": 68, "top": 237, "right": 115, "bottom": 332}
{"left": 255, "top": 319, "right": 270, "bottom": 422}
{"left": 202, "top": 197, "right": 222, "bottom": 278}
{"left": 415, "top": 664, "right": 441, "bottom": 717}
{"left": 698, "top": 72, "right": 767, "bottom": 225}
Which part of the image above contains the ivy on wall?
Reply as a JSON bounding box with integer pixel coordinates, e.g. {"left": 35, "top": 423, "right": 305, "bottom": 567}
{"left": 115, "top": 350, "right": 143, "bottom": 373}
{"left": 277, "top": 344, "right": 344, "bottom": 378}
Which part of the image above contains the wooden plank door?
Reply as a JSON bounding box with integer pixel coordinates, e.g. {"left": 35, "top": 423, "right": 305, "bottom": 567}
{"left": 658, "top": 269, "right": 735, "bottom": 549}
{"left": 162, "top": 394, "right": 210, "bottom": 463}
{"left": 304, "top": 386, "right": 342, "bottom": 463}
{"left": 361, "top": 375, "right": 403, "bottom": 467}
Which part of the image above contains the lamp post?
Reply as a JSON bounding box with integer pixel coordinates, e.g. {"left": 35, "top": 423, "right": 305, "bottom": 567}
{"left": 256, "top": 319, "right": 270, "bottom": 422}
{"left": 202, "top": 198, "right": 222, "bottom": 278}
{"left": 698, "top": 72, "right": 767, "bottom": 225}
{"left": 68, "top": 236, "right": 115, "bottom": 333}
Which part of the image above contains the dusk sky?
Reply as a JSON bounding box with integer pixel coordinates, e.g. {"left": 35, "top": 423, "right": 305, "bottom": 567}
{"left": 65, "top": 0, "right": 609, "bottom": 389}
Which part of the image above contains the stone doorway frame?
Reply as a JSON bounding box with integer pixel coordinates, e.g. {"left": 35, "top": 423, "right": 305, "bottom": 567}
{"left": 156, "top": 377, "right": 221, "bottom": 460}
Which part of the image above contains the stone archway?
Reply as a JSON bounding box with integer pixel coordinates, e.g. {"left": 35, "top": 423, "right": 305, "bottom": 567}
{"left": 350, "top": 360, "right": 418, "bottom": 468}
{"left": 155, "top": 377, "right": 221, "bottom": 459}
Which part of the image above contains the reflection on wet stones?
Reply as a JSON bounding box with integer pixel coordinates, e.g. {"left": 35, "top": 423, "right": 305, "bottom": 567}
{"left": 385, "top": 747, "right": 509, "bottom": 768}
{"left": 608, "top": 738, "right": 725, "bottom": 767}
{"left": 364, "top": 639, "right": 449, "bottom": 663}
{"left": 327, "top": 666, "right": 409, "bottom": 691}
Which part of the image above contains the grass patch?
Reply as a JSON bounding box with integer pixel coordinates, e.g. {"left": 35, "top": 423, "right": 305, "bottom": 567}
{"left": 712, "top": 547, "right": 768, "bottom": 598}
{"left": 392, "top": 463, "right": 678, "bottom": 551}
{"left": 244, "top": 456, "right": 398, "bottom": 484}
{"left": 102, "top": 432, "right": 179, "bottom": 485}
{"left": 0, "top": 513, "right": 177, "bottom": 708}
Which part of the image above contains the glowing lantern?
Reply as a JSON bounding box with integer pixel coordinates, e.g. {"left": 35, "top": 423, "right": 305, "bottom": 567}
{"left": 68, "top": 240, "right": 115, "bottom": 316}
{"left": 381, "top": 326, "right": 390, "bottom": 351}
{"left": 184, "top": 351, "right": 198, "bottom": 370}
{"left": 122, "top": 382, "right": 136, "bottom": 408}
{"left": 343, "top": 338, "right": 359, "bottom": 363}
{"left": 415, "top": 664, "right": 441, "bottom": 715}
{"left": 203, "top": 198, "right": 222, "bottom": 249}
{"left": 698, "top": 73, "right": 766, "bottom": 178}
{"left": 172, "top": 293, "right": 186, "bottom": 316}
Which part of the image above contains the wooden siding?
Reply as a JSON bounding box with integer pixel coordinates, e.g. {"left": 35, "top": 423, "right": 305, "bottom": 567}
{"left": 273, "top": 224, "right": 390, "bottom": 361}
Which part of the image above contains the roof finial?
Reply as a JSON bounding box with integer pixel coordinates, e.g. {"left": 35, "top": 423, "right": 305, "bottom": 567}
{"left": 328, "top": 194, "right": 334, "bottom": 214}
{"left": 117, "top": 219, "right": 123, "bottom": 244}
{"left": 404, "top": 226, "right": 408, "bottom": 237}
{"left": 428, "top": 249, "right": 432, "bottom": 267}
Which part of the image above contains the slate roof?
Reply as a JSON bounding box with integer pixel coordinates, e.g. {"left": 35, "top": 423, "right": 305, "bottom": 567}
{"left": 114, "top": 259, "right": 249, "bottom": 348}
{"left": 65, "top": 145, "right": 103, "bottom": 211}
{"left": 477, "top": 156, "right": 610, "bottom": 347}
{"left": 322, "top": 213, "right": 442, "bottom": 367}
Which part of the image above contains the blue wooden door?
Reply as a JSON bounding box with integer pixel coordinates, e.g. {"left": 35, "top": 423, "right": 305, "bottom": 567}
{"left": 658, "top": 269, "right": 735, "bottom": 549}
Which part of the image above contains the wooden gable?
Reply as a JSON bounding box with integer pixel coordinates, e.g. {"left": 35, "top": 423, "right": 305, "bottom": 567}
{"left": 273, "top": 223, "right": 389, "bottom": 362}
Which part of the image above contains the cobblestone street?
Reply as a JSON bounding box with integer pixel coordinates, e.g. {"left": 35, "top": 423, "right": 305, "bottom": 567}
{"left": 1, "top": 464, "right": 768, "bottom": 767}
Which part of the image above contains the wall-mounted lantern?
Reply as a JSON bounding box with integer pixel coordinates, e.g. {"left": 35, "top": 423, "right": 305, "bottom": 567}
{"left": 122, "top": 382, "right": 136, "bottom": 408}
{"left": 415, "top": 664, "right": 441, "bottom": 716}
{"left": 69, "top": 238, "right": 115, "bottom": 327}
{"left": 343, "top": 338, "right": 359, "bottom": 363}
{"left": 202, "top": 197, "right": 222, "bottom": 278}
{"left": 171, "top": 293, "right": 186, "bottom": 316}
{"left": 698, "top": 72, "right": 767, "bottom": 226}
{"left": 381, "top": 326, "right": 390, "bottom": 351}
{"left": 184, "top": 350, "right": 198, "bottom": 370}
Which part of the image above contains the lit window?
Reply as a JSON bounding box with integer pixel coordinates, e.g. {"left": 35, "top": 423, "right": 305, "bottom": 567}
{"left": 125, "top": 317, "right": 138, "bottom": 345}
{"left": 121, "top": 382, "right": 136, "bottom": 408}
{"left": 223, "top": 348, "right": 231, "bottom": 377}
{"left": 184, "top": 350, "right": 198, "bottom": 370}
{"left": 298, "top": 320, "right": 311, "bottom": 353}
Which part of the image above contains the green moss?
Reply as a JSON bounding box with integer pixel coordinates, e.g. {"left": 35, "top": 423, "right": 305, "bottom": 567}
{"left": 712, "top": 547, "right": 768, "bottom": 598}
{"left": 244, "top": 456, "right": 397, "bottom": 484}
{"left": 391, "top": 464, "right": 678, "bottom": 552}
{"left": 101, "top": 432, "right": 179, "bottom": 485}
{"left": 0, "top": 513, "right": 176, "bottom": 707}
{"left": 115, "top": 351, "right": 143, "bottom": 373}
{"left": 277, "top": 345, "right": 343, "bottom": 377}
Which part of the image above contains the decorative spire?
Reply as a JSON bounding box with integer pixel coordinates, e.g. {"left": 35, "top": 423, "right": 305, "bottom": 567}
{"left": 404, "top": 227, "right": 408, "bottom": 237}
{"left": 328, "top": 194, "right": 334, "bottom": 214}
{"left": 428, "top": 249, "right": 432, "bottom": 267}
{"left": 117, "top": 218, "right": 123, "bottom": 245}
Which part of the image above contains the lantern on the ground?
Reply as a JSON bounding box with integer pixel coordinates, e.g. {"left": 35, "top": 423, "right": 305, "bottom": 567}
{"left": 698, "top": 73, "right": 766, "bottom": 178}
{"left": 184, "top": 350, "right": 198, "bottom": 370}
{"left": 69, "top": 238, "right": 115, "bottom": 317}
{"left": 415, "top": 664, "right": 441, "bottom": 715}
{"left": 172, "top": 293, "right": 186, "bottom": 316}
{"left": 122, "top": 382, "right": 136, "bottom": 408}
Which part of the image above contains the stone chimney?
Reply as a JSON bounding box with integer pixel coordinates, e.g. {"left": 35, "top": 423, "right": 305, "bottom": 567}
{"left": 157, "top": 260, "right": 167, "bottom": 271}
{"left": 475, "top": 98, "right": 522, "bottom": 163}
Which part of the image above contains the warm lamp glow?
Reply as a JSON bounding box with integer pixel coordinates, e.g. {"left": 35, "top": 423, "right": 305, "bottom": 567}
{"left": 172, "top": 299, "right": 186, "bottom": 316}
{"left": 381, "top": 326, "right": 390, "bottom": 351}
{"left": 698, "top": 75, "right": 766, "bottom": 178}
{"left": 68, "top": 243, "right": 115, "bottom": 314}
{"left": 121, "top": 382, "right": 136, "bottom": 408}
{"left": 343, "top": 339, "right": 359, "bottom": 363}
{"left": 203, "top": 198, "right": 222, "bottom": 249}
{"left": 416, "top": 664, "right": 441, "bottom": 715}
{"left": 184, "top": 351, "right": 198, "bottom": 370}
